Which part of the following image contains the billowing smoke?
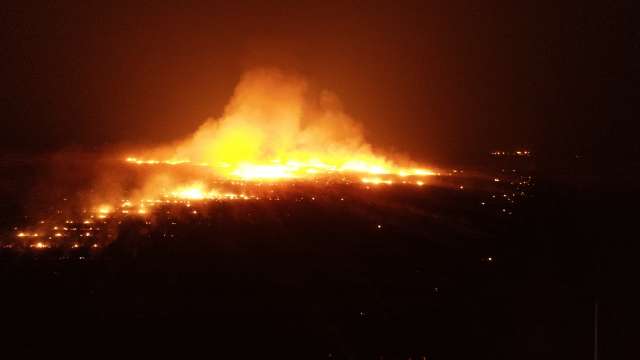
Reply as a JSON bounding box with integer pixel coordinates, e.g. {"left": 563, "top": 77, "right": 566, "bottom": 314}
{"left": 151, "top": 68, "right": 393, "bottom": 174}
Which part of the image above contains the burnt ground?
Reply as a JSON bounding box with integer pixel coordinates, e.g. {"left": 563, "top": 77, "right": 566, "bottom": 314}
{"left": 0, "top": 158, "right": 634, "bottom": 359}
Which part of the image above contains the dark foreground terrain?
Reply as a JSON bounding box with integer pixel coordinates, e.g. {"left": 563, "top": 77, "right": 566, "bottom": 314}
{"left": 0, "top": 158, "right": 634, "bottom": 359}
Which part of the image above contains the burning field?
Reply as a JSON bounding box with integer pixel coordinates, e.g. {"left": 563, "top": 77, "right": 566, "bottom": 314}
{"left": 0, "top": 69, "right": 539, "bottom": 358}
{"left": 2, "top": 68, "right": 458, "bottom": 249}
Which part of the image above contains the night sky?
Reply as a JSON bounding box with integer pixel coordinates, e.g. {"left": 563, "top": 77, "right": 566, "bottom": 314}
{"left": 1, "top": 1, "right": 636, "bottom": 164}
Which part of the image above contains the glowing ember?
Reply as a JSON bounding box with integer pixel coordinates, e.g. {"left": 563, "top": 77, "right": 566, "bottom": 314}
{"left": 361, "top": 177, "right": 394, "bottom": 185}
{"left": 96, "top": 205, "right": 114, "bottom": 218}
{"left": 169, "top": 183, "right": 217, "bottom": 200}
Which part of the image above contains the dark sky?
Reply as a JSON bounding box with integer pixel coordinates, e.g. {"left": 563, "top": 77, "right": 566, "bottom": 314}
{"left": 1, "top": 1, "right": 636, "bottom": 164}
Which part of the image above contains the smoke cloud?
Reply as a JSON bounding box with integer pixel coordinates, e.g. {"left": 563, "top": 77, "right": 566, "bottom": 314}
{"left": 155, "top": 68, "right": 392, "bottom": 171}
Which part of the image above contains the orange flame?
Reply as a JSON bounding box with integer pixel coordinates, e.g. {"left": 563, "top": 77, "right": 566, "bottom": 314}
{"left": 126, "top": 68, "right": 436, "bottom": 183}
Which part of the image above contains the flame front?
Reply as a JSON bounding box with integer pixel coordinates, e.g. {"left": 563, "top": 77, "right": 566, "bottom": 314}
{"left": 125, "top": 68, "right": 436, "bottom": 182}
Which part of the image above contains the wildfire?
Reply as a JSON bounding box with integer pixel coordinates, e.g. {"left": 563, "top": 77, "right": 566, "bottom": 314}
{"left": 7, "top": 68, "right": 444, "bottom": 250}
{"left": 124, "top": 68, "right": 437, "bottom": 184}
